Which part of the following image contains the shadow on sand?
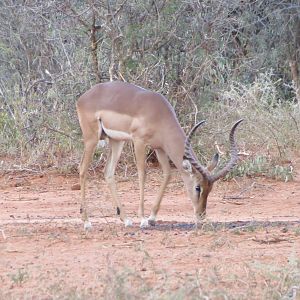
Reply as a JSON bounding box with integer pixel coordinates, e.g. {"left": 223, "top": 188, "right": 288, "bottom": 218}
{"left": 143, "top": 220, "right": 300, "bottom": 232}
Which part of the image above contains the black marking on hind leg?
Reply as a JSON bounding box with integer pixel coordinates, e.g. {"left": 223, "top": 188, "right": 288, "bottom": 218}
{"left": 99, "top": 118, "right": 107, "bottom": 139}
{"left": 116, "top": 207, "right": 120, "bottom": 215}
{"left": 80, "top": 207, "right": 83, "bottom": 214}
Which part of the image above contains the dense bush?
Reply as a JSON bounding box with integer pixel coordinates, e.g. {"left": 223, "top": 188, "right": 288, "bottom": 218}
{"left": 0, "top": 0, "right": 299, "bottom": 179}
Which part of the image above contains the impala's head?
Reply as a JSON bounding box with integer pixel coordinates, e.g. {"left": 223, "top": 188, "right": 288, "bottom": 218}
{"left": 181, "top": 120, "right": 243, "bottom": 222}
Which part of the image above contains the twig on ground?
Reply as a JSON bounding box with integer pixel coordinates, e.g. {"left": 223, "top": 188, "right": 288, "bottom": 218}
{"left": 0, "top": 229, "right": 6, "bottom": 240}
{"left": 2, "top": 166, "right": 44, "bottom": 175}
{"left": 223, "top": 181, "right": 275, "bottom": 201}
{"left": 222, "top": 196, "right": 251, "bottom": 200}
{"left": 252, "top": 235, "right": 289, "bottom": 244}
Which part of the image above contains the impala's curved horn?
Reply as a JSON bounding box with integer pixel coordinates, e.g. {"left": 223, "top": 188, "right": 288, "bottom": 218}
{"left": 183, "top": 120, "right": 211, "bottom": 181}
{"left": 186, "top": 120, "right": 206, "bottom": 144}
{"left": 210, "top": 119, "right": 243, "bottom": 182}
{"left": 183, "top": 119, "right": 243, "bottom": 183}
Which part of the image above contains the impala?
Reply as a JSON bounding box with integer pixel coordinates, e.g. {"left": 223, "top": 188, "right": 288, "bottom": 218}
{"left": 76, "top": 81, "right": 243, "bottom": 229}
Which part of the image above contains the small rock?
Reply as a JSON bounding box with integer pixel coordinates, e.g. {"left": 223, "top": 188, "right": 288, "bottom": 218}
{"left": 71, "top": 183, "right": 81, "bottom": 190}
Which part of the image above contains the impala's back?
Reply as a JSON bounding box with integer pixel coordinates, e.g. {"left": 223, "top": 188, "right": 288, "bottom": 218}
{"left": 76, "top": 81, "right": 183, "bottom": 149}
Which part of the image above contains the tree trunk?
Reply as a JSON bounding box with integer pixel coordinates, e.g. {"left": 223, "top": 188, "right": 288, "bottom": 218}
{"left": 90, "top": 26, "right": 101, "bottom": 83}
{"left": 289, "top": 15, "right": 300, "bottom": 104}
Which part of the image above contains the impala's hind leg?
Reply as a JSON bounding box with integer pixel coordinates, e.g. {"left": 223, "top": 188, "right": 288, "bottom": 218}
{"left": 79, "top": 123, "right": 99, "bottom": 231}
{"left": 104, "top": 139, "right": 132, "bottom": 226}
{"left": 148, "top": 149, "right": 171, "bottom": 225}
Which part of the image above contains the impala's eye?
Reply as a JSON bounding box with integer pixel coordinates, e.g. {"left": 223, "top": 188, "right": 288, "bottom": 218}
{"left": 195, "top": 186, "right": 201, "bottom": 193}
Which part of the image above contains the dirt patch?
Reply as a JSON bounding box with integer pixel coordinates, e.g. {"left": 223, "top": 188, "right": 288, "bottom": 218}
{"left": 0, "top": 169, "right": 300, "bottom": 299}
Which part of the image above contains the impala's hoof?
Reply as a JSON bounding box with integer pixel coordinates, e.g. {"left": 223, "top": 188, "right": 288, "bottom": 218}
{"left": 140, "top": 218, "right": 149, "bottom": 228}
{"left": 148, "top": 215, "right": 156, "bottom": 226}
{"left": 124, "top": 218, "right": 133, "bottom": 227}
{"left": 84, "top": 221, "right": 92, "bottom": 231}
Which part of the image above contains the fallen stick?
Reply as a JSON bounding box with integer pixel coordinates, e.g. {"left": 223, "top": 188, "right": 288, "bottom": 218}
{"left": 0, "top": 229, "right": 6, "bottom": 240}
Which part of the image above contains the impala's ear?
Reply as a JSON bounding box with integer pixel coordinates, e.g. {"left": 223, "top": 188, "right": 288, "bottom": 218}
{"left": 182, "top": 159, "right": 193, "bottom": 173}
{"left": 207, "top": 153, "right": 219, "bottom": 172}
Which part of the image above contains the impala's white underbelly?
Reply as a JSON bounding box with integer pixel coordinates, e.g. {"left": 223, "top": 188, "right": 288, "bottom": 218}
{"left": 101, "top": 121, "right": 132, "bottom": 141}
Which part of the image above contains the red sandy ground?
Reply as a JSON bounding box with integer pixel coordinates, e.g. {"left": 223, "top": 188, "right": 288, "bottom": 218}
{"left": 0, "top": 164, "right": 300, "bottom": 299}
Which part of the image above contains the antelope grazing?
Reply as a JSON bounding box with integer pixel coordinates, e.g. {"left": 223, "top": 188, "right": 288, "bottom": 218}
{"left": 76, "top": 81, "right": 243, "bottom": 229}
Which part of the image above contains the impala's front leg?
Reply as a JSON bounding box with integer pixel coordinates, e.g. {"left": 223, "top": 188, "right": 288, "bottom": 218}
{"left": 134, "top": 140, "right": 148, "bottom": 228}
{"left": 148, "top": 149, "right": 171, "bottom": 225}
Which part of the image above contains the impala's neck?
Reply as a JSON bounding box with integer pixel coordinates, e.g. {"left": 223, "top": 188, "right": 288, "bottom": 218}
{"left": 162, "top": 123, "right": 186, "bottom": 171}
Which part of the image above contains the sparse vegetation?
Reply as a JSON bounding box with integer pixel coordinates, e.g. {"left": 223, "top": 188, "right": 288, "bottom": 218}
{"left": 0, "top": 1, "right": 299, "bottom": 180}
{"left": 9, "top": 268, "right": 29, "bottom": 286}
{"left": 294, "top": 227, "right": 300, "bottom": 237}
{"left": 9, "top": 256, "right": 296, "bottom": 300}
{"left": 226, "top": 155, "right": 294, "bottom": 181}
